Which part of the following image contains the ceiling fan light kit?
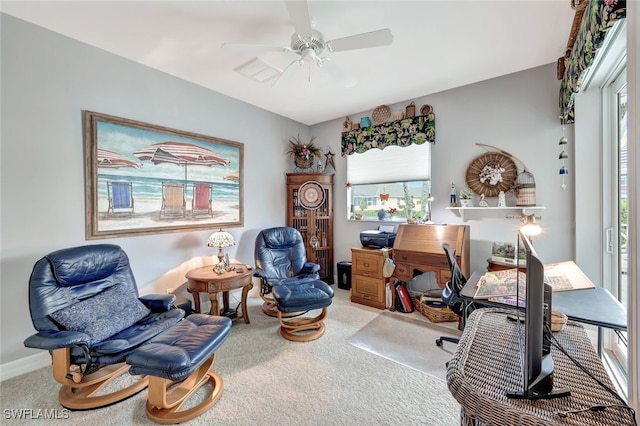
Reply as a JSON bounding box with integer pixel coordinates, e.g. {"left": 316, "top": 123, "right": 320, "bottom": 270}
{"left": 222, "top": 0, "right": 393, "bottom": 88}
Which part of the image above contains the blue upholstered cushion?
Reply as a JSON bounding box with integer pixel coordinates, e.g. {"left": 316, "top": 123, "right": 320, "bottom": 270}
{"left": 50, "top": 284, "right": 150, "bottom": 344}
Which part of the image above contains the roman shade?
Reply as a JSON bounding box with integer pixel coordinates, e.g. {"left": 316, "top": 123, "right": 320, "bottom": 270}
{"left": 347, "top": 143, "right": 431, "bottom": 185}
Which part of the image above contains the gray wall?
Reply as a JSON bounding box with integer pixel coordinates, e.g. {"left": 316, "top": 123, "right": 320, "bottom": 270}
{"left": 1, "top": 14, "right": 572, "bottom": 368}
{"left": 313, "top": 63, "right": 574, "bottom": 274}
{"left": 0, "top": 14, "right": 307, "bottom": 364}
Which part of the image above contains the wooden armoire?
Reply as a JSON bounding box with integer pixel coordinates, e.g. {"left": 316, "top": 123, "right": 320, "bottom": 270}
{"left": 286, "top": 173, "right": 334, "bottom": 283}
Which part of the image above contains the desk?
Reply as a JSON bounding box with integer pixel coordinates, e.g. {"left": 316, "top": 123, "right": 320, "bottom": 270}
{"left": 447, "top": 308, "right": 636, "bottom": 425}
{"left": 186, "top": 265, "right": 253, "bottom": 323}
{"left": 460, "top": 272, "right": 627, "bottom": 354}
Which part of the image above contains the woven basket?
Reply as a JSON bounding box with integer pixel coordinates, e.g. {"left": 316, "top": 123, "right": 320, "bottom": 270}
{"left": 551, "top": 310, "right": 567, "bottom": 332}
{"left": 414, "top": 293, "right": 458, "bottom": 323}
{"left": 372, "top": 105, "right": 391, "bottom": 125}
{"left": 294, "top": 155, "right": 313, "bottom": 169}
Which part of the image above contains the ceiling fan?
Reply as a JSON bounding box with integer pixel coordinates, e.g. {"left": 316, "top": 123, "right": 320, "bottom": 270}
{"left": 221, "top": 1, "right": 393, "bottom": 88}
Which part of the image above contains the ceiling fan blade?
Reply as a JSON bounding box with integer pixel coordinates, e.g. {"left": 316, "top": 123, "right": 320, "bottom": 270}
{"left": 272, "top": 59, "right": 302, "bottom": 88}
{"left": 326, "top": 28, "right": 393, "bottom": 52}
{"left": 285, "top": 0, "right": 313, "bottom": 39}
{"left": 318, "top": 57, "right": 358, "bottom": 88}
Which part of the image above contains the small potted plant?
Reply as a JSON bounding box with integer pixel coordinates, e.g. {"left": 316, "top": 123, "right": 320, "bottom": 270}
{"left": 286, "top": 134, "right": 321, "bottom": 170}
{"left": 459, "top": 189, "right": 474, "bottom": 207}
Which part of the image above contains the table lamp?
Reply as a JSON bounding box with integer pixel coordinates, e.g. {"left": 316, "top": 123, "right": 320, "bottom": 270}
{"left": 207, "top": 229, "right": 236, "bottom": 267}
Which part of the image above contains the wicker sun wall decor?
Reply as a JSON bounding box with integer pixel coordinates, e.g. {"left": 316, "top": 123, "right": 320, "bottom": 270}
{"left": 465, "top": 152, "right": 518, "bottom": 198}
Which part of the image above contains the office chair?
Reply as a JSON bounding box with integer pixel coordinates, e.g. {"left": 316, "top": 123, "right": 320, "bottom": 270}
{"left": 435, "top": 242, "right": 468, "bottom": 347}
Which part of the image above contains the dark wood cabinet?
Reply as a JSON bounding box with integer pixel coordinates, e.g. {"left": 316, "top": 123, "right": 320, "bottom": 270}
{"left": 286, "top": 173, "right": 334, "bottom": 283}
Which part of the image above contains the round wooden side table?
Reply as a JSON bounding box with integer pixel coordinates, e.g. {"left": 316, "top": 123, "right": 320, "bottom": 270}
{"left": 186, "top": 264, "right": 253, "bottom": 323}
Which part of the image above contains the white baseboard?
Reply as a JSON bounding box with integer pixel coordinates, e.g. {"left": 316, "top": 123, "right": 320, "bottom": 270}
{"left": 0, "top": 352, "right": 51, "bottom": 382}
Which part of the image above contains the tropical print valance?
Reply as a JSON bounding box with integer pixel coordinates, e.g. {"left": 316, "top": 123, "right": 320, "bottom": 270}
{"left": 559, "top": 0, "right": 626, "bottom": 124}
{"left": 341, "top": 113, "right": 435, "bottom": 156}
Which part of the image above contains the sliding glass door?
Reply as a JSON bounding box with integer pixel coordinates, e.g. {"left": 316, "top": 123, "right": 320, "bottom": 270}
{"left": 604, "top": 68, "right": 628, "bottom": 385}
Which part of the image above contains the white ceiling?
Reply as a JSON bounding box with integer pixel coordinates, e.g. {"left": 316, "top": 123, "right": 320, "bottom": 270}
{"left": 1, "top": 1, "right": 577, "bottom": 125}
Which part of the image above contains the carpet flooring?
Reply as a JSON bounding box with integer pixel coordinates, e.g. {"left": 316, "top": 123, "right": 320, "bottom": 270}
{"left": 347, "top": 311, "right": 462, "bottom": 381}
{"left": 0, "top": 289, "right": 462, "bottom": 425}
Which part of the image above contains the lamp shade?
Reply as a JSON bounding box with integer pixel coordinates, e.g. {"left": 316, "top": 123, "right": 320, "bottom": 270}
{"left": 207, "top": 230, "right": 236, "bottom": 249}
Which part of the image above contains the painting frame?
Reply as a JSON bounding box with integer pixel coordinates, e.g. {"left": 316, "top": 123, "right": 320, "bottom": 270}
{"left": 84, "top": 110, "right": 244, "bottom": 239}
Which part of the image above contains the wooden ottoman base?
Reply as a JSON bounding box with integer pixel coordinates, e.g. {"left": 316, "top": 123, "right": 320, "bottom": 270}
{"left": 146, "top": 355, "right": 223, "bottom": 424}
{"left": 278, "top": 307, "right": 328, "bottom": 342}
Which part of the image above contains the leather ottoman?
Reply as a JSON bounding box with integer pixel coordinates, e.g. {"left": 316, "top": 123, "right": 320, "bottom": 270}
{"left": 271, "top": 280, "right": 334, "bottom": 342}
{"left": 127, "top": 314, "right": 231, "bottom": 424}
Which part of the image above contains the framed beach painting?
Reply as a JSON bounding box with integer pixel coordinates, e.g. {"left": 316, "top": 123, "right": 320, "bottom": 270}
{"left": 84, "top": 111, "right": 244, "bottom": 239}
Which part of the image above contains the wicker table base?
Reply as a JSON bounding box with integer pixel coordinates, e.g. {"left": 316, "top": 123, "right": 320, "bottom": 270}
{"left": 447, "top": 308, "right": 636, "bottom": 426}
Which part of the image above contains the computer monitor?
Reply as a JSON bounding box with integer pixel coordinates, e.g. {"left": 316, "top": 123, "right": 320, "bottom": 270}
{"left": 506, "top": 230, "right": 571, "bottom": 400}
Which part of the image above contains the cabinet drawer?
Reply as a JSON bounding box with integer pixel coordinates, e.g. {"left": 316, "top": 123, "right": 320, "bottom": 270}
{"left": 352, "top": 275, "right": 384, "bottom": 302}
{"left": 438, "top": 269, "right": 451, "bottom": 287}
{"left": 393, "top": 263, "right": 413, "bottom": 281}
{"left": 353, "top": 253, "right": 383, "bottom": 277}
{"left": 393, "top": 251, "right": 449, "bottom": 269}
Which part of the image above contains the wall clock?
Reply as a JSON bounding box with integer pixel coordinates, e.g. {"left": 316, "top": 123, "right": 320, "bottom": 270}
{"left": 298, "top": 181, "right": 325, "bottom": 210}
{"left": 465, "top": 152, "right": 517, "bottom": 197}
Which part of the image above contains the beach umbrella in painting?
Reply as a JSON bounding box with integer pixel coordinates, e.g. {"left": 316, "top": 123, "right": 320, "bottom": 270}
{"left": 133, "top": 141, "right": 230, "bottom": 182}
{"left": 97, "top": 148, "right": 142, "bottom": 169}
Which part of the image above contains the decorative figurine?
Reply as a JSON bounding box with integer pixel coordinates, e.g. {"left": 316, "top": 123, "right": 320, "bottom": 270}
{"left": 342, "top": 117, "right": 352, "bottom": 132}
{"left": 478, "top": 194, "right": 489, "bottom": 207}
{"left": 498, "top": 191, "right": 507, "bottom": 207}
{"left": 449, "top": 183, "right": 457, "bottom": 206}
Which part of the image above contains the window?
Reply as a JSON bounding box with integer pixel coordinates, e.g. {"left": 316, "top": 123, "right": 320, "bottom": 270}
{"left": 346, "top": 143, "right": 431, "bottom": 221}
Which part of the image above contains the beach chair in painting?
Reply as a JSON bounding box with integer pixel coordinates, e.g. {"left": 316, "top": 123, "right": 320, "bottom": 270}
{"left": 107, "top": 181, "right": 134, "bottom": 215}
{"left": 160, "top": 182, "right": 186, "bottom": 218}
{"left": 192, "top": 182, "right": 213, "bottom": 217}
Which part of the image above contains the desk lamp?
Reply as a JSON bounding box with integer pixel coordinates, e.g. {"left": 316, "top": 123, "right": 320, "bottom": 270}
{"left": 208, "top": 229, "right": 236, "bottom": 273}
{"left": 520, "top": 214, "right": 541, "bottom": 240}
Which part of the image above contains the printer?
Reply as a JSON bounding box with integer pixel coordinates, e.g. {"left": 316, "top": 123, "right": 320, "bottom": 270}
{"left": 360, "top": 225, "right": 397, "bottom": 248}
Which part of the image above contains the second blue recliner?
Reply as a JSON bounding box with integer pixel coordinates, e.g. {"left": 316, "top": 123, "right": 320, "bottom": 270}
{"left": 254, "top": 226, "right": 334, "bottom": 341}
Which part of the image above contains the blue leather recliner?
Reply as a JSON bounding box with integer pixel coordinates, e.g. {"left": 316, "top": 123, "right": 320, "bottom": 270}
{"left": 254, "top": 227, "right": 334, "bottom": 341}
{"left": 254, "top": 226, "right": 321, "bottom": 315}
{"left": 24, "top": 244, "right": 231, "bottom": 423}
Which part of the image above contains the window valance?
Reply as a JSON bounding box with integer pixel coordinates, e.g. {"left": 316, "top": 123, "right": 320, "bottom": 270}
{"left": 559, "top": 0, "right": 626, "bottom": 124}
{"left": 341, "top": 113, "right": 435, "bottom": 156}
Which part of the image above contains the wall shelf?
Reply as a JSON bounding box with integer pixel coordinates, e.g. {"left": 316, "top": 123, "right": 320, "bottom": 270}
{"left": 445, "top": 206, "right": 545, "bottom": 221}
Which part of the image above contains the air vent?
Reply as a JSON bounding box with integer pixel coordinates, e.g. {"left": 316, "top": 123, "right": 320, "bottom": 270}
{"left": 234, "top": 58, "right": 280, "bottom": 83}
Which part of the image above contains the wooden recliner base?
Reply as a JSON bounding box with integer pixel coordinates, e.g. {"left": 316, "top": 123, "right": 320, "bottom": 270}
{"left": 277, "top": 307, "right": 328, "bottom": 342}
{"left": 145, "top": 354, "right": 223, "bottom": 424}
{"left": 53, "top": 348, "right": 148, "bottom": 410}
